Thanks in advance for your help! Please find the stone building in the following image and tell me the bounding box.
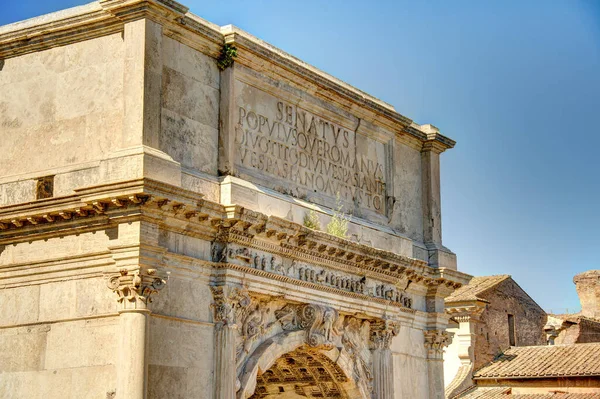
[0,1,470,398]
[545,270,600,345]
[443,275,547,398]
[453,343,600,398]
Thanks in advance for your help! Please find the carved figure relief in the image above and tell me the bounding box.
[275,303,342,348]
[210,285,251,326]
[212,244,414,309]
[342,317,373,396]
[236,299,275,368]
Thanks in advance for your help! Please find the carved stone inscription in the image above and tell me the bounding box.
[234,83,387,214]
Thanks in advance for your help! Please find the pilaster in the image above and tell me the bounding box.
[122,18,163,149]
[210,285,251,399]
[106,268,167,399]
[218,61,238,177]
[369,319,399,399]
[424,329,453,399]
[420,124,457,270]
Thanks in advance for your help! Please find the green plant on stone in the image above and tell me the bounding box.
[303,209,321,230]
[217,43,238,71]
[326,194,350,239]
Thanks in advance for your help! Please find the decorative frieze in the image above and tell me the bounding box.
[217,243,415,309]
[106,268,167,310]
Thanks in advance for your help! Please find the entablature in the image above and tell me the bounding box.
[0,179,469,297]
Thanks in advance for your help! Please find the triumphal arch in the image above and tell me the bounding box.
[0,1,469,398]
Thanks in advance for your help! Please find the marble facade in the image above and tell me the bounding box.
[0,1,470,398]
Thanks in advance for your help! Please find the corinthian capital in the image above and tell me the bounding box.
[107,268,167,311]
[369,319,400,350]
[423,329,453,359]
[210,285,251,327]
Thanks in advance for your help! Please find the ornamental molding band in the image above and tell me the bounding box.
[106,268,167,311]
[423,330,453,359]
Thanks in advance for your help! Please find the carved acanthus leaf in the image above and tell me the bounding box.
[423,329,453,358]
[106,268,167,310]
[369,318,400,350]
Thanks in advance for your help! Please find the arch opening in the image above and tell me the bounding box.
[249,346,351,399]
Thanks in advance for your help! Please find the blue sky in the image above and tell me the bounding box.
[2,1,599,313]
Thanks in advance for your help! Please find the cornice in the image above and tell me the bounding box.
[0,0,456,150]
[0,178,469,289]
[0,4,120,59]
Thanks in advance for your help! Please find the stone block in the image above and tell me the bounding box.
[162,67,219,129]
[148,364,187,399]
[393,353,429,399]
[0,45,66,87]
[150,276,212,322]
[70,365,117,399]
[148,318,213,369]
[0,179,35,206]
[0,285,40,325]
[55,61,123,121]
[44,319,118,369]
[39,280,76,321]
[160,107,218,174]
[75,277,118,317]
[162,36,219,90]
[64,32,124,69]
[0,326,48,372]
[181,172,220,202]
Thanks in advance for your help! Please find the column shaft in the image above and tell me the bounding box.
[427,358,445,399]
[214,325,237,399]
[117,310,150,399]
[372,348,394,399]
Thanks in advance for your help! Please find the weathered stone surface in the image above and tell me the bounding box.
[574,270,600,319]
[0,1,467,398]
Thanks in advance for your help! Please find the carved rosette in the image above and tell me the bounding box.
[423,329,453,359]
[106,268,167,311]
[369,319,400,350]
[210,285,251,328]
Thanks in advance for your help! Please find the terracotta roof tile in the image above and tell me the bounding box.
[457,387,600,399]
[473,343,600,379]
[446,275,511,303]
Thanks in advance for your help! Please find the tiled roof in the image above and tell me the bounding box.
[446,275,511,303]
[456,387,600,399]
[474,343,600,379]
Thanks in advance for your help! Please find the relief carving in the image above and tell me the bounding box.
[236,298,275,368]
[212,243,414,309]
[342,317,373,395]
[210,285,251,327]
[275,303,341,348]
